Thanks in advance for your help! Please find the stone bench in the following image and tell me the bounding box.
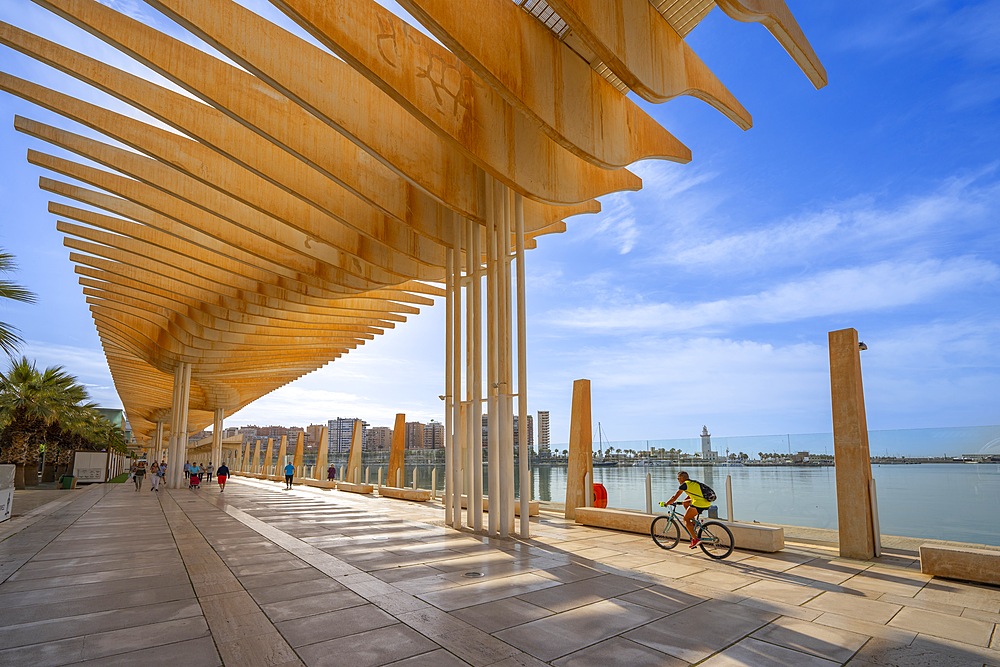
[302,479,337,490]
[337,481,374,495]
[573,507,784,552]
[378,486,432,502]
[460,495,539,516]
[920,544,1000,586]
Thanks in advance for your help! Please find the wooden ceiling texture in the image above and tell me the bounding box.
[0,0,824,442]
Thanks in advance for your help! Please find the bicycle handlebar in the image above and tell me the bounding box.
[658,501,682,507]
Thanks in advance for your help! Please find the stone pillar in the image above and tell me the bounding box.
[388,413,406,487]
[154,420,164,463]
[211,408,223,469]
[564,379,592,520]
[315,426,329,481]
[346,420,363,483]
[276,435,288,477]
[292,431,304,477]
[263,438,275,476]
[829,328,876,559]
[250,440,261,474]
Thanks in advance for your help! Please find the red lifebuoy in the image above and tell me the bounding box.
[593,483,608,508]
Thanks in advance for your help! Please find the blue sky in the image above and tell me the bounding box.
[0,1,997,457]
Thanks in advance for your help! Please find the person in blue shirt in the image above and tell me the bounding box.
[284,462,295,489]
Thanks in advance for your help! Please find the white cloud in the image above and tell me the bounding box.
[651,168,1000,273]
[548,257,999,333]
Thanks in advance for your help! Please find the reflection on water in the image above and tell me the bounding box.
[372,462,999,546]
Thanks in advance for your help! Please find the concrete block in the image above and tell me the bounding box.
[378,486,432,502]
[573,507,784,553]
[337,481,374,495]
[460,495,539,516]
[920,544,1000,586]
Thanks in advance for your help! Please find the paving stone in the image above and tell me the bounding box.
[261,588,368,622]
[701,637,839,666]
[452,596,553,633]
[751,615,869,662]
[515,573,649,613]
[623,598,777,663]
[804,590,903,624]
[275,603,396,647]
[888,606,995,646]
[296,623,438,667]
[551,636,685,667]
[496,598,666,662]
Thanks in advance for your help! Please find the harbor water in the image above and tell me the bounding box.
[383,462,1000,547]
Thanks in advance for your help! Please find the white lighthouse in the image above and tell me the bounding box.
[700,425,718,462]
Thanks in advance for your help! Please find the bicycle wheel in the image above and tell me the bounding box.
[650,515,681,550]
[697,521,734,559]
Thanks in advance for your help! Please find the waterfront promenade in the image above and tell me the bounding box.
[1,478,998,666]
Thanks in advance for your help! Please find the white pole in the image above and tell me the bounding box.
[451,214,464,529]
[412,467,417,490]
[870,478,882,557]
[471,218,484,532]
[377,467,382,487]
[444,237,455,519]
[726,474,735,522]
[486,177,499,536]
[514,192,530,537]
[431,467,437,499]
[645,473,652,514]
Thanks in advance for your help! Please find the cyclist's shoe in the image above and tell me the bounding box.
[689,538,701,549]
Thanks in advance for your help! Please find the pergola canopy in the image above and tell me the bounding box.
[0,0,824,440]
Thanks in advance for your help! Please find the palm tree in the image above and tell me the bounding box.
[0,251,37,357]
[0,357,95,487]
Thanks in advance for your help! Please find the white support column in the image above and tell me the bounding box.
[471,218,484,532]
[450,213,464,529]
[168,364,182,489]
[515,192,530,537]
[154,420,164,464]
[178,362,191,489]
[500,186,514,536]
[464,219,476,530]
[486,177,500,536]
[212,408,223,470]
[444,233,455,520]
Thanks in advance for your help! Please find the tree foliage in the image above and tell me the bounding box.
[0,250,37,357]
[0,356,127,468]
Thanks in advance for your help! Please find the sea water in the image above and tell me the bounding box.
[396,463,1000,546]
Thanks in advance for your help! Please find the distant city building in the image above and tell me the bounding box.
[700,425,718,462]
[366,426,392,451]
[481,414,534,454]
[423,420,444,449]
[328,418,365,454]
[405,422,425,449]
[306,424,325,445]
[537,411,550,457]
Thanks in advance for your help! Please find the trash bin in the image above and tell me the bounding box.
[59,475,77,490]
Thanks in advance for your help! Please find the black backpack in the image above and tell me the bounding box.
[693,480,717,502]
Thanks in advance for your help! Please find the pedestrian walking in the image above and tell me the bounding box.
[216,463,229,492]
[149,461,161,492]
[132,461,146,491]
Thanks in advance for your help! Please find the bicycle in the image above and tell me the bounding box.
[650,502,734,560]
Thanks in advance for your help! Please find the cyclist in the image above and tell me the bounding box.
[662,471,712,548]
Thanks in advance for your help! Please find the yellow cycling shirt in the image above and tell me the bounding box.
[680,480,712,508]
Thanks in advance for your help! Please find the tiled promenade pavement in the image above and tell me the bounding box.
[1,478,998,666]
